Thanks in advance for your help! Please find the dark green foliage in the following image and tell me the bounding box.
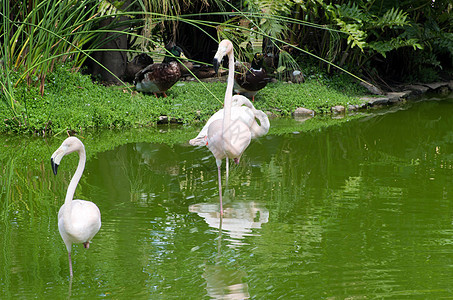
[289,0,453,83]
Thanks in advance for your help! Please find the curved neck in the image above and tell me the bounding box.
[65,149,85,204]
[223,49,235,140]
[252,110,270,137]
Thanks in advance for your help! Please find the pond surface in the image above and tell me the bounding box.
[1,93,453,299]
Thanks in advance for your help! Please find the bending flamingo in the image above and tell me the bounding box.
[189,95,269,146]
[51,136,101,278]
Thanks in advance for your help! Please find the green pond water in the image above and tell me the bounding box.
[1,93,453,299]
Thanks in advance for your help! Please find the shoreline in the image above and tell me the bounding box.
[2,65,452,135]
[292,80,453,118]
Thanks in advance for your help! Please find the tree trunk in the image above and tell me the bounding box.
[88,1,131,84]
[164,2,223,65]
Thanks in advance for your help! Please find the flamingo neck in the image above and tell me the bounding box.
[223,49,234,142]
[65,149,85,205]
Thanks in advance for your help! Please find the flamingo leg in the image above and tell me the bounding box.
[217,164,223,216]
[225,157,229,183]
[68,252,73,278]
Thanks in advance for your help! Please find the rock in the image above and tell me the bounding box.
[369,97,390,106]
[448,80,453,90]
[360,81,383,95]
[406,84,429,95]
[358,102,369,109]
[348,105,359,111]
[360,96,377,102]
[331,105,345,114]
[158,116,169,124]
[265,111,278,118]
[293,107,314,122]
[293,107,315,117]
[158,115,183,124]
[386,91,410,103]
[423,82,449,91]
[170,118,183,124]
[360,96,388,107]
[439,86,450,95]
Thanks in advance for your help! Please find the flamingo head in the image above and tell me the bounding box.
[213,40,234,74]
[50,136,84,175]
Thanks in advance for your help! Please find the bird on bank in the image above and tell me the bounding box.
[51,136,101,278]
[124,53,154,83]
[234,53,269,101]
[134,45,186,97]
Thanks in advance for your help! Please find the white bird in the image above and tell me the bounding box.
[234,95,270,139]
[51,136,101,278]
[189,40,269,215]
[189,95,269,146]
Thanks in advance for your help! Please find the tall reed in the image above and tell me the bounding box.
[7,0,102,93]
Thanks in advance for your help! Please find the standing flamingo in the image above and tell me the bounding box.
[51,136,101,278]
[190,40,260,215]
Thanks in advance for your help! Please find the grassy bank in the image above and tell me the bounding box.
[1,65,368,135]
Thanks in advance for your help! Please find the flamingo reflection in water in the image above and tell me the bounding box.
[190,201,269,298]
[189,201,269,247]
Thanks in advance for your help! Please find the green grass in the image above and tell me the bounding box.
[0,64,368,135]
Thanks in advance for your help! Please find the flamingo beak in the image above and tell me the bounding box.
[51,147,66,175]
[50,158,59,175]
[213,58,220,74]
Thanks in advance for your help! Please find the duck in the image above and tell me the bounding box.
[234,53,269,101]
[124,53,154,83]
[134,45,186,97]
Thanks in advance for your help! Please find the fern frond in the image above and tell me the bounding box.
[335,2,369,22]
[432,32,453,54]
[374,8,409,29]
[368,37,423,57]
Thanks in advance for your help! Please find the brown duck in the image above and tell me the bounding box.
[134,46,185,97]
[124,53,154,83]
[234,53,269,101]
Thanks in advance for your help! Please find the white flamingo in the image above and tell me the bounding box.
[190,40,268,215]
[189,95,269,146]
[51,136,101,278]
